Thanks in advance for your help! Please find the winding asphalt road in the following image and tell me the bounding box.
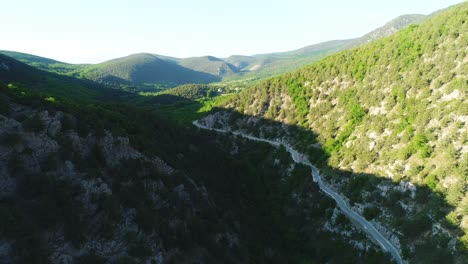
[193,120,403,264]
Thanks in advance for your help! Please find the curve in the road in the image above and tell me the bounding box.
[193,120,403,264]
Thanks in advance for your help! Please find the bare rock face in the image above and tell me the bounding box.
[23,133,59,160]
[38,111,63,137]
[65,131,88,156]
[56,160,78,178]
[152,156,174,175]
[0,114,21,133]
[99,132,143,167]
[173,184,190,202]
[199,111,230,129]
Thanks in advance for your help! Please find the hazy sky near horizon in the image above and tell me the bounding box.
[2,0,464,63]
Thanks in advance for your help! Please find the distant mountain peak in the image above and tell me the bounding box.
[206,55,223,61]
[349,14,426,47]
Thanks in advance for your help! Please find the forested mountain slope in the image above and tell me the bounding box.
[0,59,392,263]
[202,3,467,263]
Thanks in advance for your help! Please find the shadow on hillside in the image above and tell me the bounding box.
[0,55,463,262]
[185,104,463,263]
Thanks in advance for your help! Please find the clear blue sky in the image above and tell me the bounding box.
[2,0,464,63]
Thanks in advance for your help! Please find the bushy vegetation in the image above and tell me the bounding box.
[215,3,468,263]
[0,74,392,263]
[22,114,45,133]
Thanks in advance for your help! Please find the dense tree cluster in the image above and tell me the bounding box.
[0,78,391,263]
[218,3,467,263]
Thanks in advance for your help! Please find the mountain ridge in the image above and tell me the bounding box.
[0,10,430,89]
[346,14,426,48]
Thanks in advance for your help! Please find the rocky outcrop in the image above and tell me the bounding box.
[0,101,215,263]
[98,132,143,167]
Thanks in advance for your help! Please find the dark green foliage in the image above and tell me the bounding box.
[0,95,10,115]
[17,174,84,239]
[1,173,84,260]
[414,235,453,263]
[60,114,76,130]
[42,152,59,171]
[0,132,22,147]
[8,154,23,174]
[115,256,138,264]
[79,53,220,90]
[288,81,309,121]
[345,174,377,204]
[22,114,45,133]
[415,187,431,203]
[364,206,380,220]
[401,213,432,238]
[0,207,15,237]
[78,250,106,264]
[15,234,49,264]
[93,193,121,238]
[335,213,350,225]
